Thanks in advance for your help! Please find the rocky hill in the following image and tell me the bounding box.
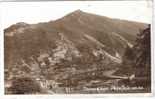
[4,10,148,94]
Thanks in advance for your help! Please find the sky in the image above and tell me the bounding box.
[0,1,152,29]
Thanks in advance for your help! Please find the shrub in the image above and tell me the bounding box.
[10,77,41,94]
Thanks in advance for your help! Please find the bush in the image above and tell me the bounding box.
[10,77,41,94]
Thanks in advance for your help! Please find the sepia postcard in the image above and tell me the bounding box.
[0,0,154,97]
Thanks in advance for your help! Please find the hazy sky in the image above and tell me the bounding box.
[0,1,152,29]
